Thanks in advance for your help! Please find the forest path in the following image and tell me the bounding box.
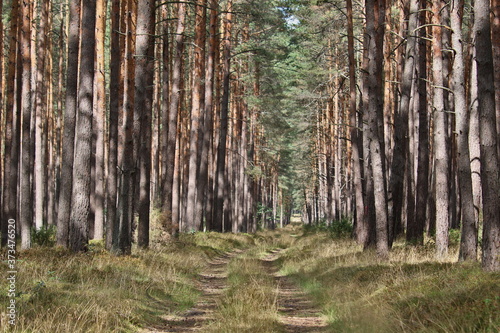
[140,249,243,332]
[141,241,327,332]
[262,249,329,333]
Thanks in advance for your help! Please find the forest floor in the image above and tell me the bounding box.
[141,245,328,332]
[1,216,499,332]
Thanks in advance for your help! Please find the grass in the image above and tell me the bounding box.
[0,216,254,333]
[2,214,499,333]
[205,243,283,333]
[276,226,500,333]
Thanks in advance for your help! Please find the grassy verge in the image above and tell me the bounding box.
[205,239,284,333]
[0,228,255,333]
[278,227,500,332]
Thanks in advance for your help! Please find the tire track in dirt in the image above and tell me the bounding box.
[142,249,242,332]
[262,249,329,333]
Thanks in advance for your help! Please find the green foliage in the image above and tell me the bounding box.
[303,217,353,238]
[30,225,57,247]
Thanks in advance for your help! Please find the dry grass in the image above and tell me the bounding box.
[205,246,283,333]
[0,213,255,333]
[277,226,500,333]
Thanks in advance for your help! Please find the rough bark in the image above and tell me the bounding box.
[185,0,207,232]
[393,0,418,244]
[106,0,122,251]
[432,0,450,260]
[57,0,81,247]
[163,2,186,228]
[20,0,33,250]
[69,0,96,252]
[414,0,429,246]
[451,0,477,261]
[93,0,107,240]
[33,0,49,231]
[197,0,218,230]
[136,0,155,248]
[2,0,20,247]
[365,0,389,259]
[213,0,233,232]
[474,0,500,271]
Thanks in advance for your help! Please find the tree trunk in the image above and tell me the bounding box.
[492,0,500,155]
[393,0,418,244]
[213,0,233,232]
[432,0,450,260]
[163,2,186,227]
[69,0,96,252]
[415,0,429,246]
[107,0,122,251]
[2,0,20,247]
[474,0,500,271]
[365,0,389,259]
[93,0,107,241]
[20,0,33,250]
[33,0,49,231]
[197,0,218,230]
[451,0,477,261]
[57,0,81,247]
[136,0,155,248]
[185,0,207,232]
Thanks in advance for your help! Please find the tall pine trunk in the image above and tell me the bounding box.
[451,0,477,261]
[69,0,96,252]
[185,0,207,232]
[107,0,122,251]
[394,0,418,243]
[213,0,233,232]
[432,0,450,260]
[2,0,20,247]
[474,0,500,271]
[34,0,49,231]
[415,0,430,246]
[57,0,81,247]
[20,0,33,250]
[163,2,186,230]
[197,0,218,230]
[136,0,155,248]
[365,0,389,259]
[93,0,107,240]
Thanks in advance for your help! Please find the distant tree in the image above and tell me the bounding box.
[213,0,233,232]
[185,0,207,232]
[197,0,219,230]
[163,2,186,231]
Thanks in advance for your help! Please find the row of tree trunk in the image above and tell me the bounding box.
[0,0,280,254]
[303,0,499,270]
